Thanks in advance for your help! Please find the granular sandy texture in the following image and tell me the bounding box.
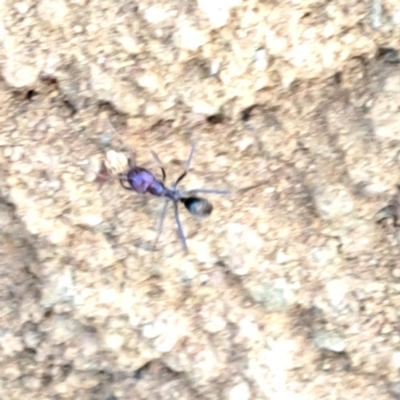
[1,0,400,399]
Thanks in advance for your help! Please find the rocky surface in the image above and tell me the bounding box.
[1,0,400,399]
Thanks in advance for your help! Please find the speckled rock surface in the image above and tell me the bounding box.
[1,0,400,399]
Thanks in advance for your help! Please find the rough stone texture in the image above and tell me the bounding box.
[0,0,400,399]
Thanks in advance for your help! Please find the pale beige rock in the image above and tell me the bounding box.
[198,0,242,29]
[104,150,129,176]
[14,2,29,14]
[0,0,399,398]
[103,333,125,350]
[37,0,69,27]
[0,332,24,356]
[174,21,208,51]
[313,184,354,221]
[227,381,250,400]
[2,62,40,88]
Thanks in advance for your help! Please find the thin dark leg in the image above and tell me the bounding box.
[188,182,267,196]
[94,168,130,185]
[174,143,196,188]
[150,149,166,182]
[128,157,136,168]
[94,170,113,183]
[153,200,169,250]
[119,179,134,191]
[173,201,188,252]
[161,167,166,182]
[106,117,137,166]
[188,188,231,195]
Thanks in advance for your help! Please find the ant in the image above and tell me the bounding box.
[97,142,230,253]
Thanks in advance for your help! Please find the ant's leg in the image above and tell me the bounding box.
[185,181,268,197]
[174,142,196,188]
[140,130,167,182]
[173,201,188,253]
[105,118,137,166]
[150,149,167,182]
[153,199,169,250]
[89,160,129,185]
[161,168,166,182]
[185,182,267,195]
[188,188,231,195]
[119,178,134,191]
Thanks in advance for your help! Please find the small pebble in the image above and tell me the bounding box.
[142,320,164,339]
[191,100,220,116]
[14,2,29,13]
[23,330,42,349]
[4,365,21,380]
[313,331,346,353]
[136,73,159,93]
[21,376,41,390]
[48,226,69,244]
[310,246,333,265]
[276,249,290,264]
[99,132,112,146]
[370,0,382,29]
[193,241,214,263]
[392,268,400,278]
[227,381,251,400]
[247,279,295,312]
[0,331,24,356]
[381,324,393,334]
[104,150,128,176]
[48,179,61,190]
[119,35,140,54]
[84,156,103,182]
[179,261,198,283]
[175,22,207,51]
[313,184,353,221]
[144,101,161,116]
[210,58,221,75]
[254,48,268,70]
[204,316,226,333]
[198,0,235,28]
[3,147,13,157]
[81,214,103,227]
[73,25,83,33]
[104,333,124,350]
[3,63,40,88]
[391,351,400,369]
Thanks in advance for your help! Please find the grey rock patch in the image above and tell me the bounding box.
[246,279,295,312]
[313,330,346,353]
[313,184,354,221]
[389,381,400,400]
